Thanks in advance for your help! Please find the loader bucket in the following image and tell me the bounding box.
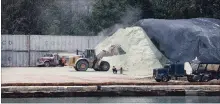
[96,44,126,58]
[108,44,126,55]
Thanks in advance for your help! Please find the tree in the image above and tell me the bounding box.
[1,0,46,34]
[91,0,127,33]
[151,0,220,19]
[127,0,154,18]
[90,0,153,34]
[193,0,220,19]
[2,0,219,35]
[1,0,93,35]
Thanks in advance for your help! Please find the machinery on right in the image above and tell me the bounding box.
[153,57,220,82]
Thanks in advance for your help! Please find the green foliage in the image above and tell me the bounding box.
[90,0,153,34]
[90,0,128,33]
[127,0,154,18]
[2,0,41,34]
[1,0,220,35]
[151,0,220,19]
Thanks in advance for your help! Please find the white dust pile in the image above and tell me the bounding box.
[95,26,167,77]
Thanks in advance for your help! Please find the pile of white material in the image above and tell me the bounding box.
[95,26,167,77]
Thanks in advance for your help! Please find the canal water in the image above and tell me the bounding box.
[2,96,220,103]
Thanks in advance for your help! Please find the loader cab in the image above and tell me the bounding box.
[83,49,96,59]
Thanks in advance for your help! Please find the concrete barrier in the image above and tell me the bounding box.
[2,85,220,97]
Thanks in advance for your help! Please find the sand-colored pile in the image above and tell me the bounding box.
[95,26,167,77]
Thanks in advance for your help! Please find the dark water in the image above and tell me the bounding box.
[2,96,220,103]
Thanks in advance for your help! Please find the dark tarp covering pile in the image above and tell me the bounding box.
[136,18,220,63]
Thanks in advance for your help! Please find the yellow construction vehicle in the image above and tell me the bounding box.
[74,45,126,71]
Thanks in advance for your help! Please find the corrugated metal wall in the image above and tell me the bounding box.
[1,52,29,67]
[1,35,28,50]
[1,35,107,67]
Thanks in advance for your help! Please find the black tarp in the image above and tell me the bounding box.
[136,18,220,63]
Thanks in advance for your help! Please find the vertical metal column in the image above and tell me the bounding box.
[27,35,31,67]
[88,38,90,49]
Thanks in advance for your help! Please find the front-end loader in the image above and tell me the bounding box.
[74,45,126,71]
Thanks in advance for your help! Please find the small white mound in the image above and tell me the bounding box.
[95,26,167,77]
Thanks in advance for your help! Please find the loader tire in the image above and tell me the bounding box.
[44,61,50,67]
[75,59,89,71]
[201,74,210,82]
[155,79,161,82]
[192,75,201,82]
[187,76,194,82]
[94,68,101,71]
[99,61,110,71]
[161,75,170,82]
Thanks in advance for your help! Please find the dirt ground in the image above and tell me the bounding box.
[2,67,219,85]
[1,67,153,84]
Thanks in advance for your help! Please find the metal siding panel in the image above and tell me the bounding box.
[49,35,54,50]
[83,36,86,50]
[74,36,78,50]
[31,35,91,51]
[93,36,97,48]
[61,36,65,50]
[85,36,88,49]
[88,36,93,48]
[64,37,68,51]
[91,36,96,48]
[1,52,28,67]
[96,36,102,46]
[64,36,69,51]
[60,36,63,50]
[55,35,60,50]
[59,36,63,50]
[82,36,85,50]
[69,36,73,51]
[81,36,84,50]
[68,37,73,51]
[1,35,107,67]
[63,36,68,50]
[30,52,48,66]
[94,36,99,48]
[1,35,27,50]
[69,36,75,51]
[86,36,89,49]
[78,36,82,51]
[80,36,84,50]
[85,36,89,49]
[61,36,70,51]
[87,37,90,49]
[30,35,41,50]
[74,36,78,51]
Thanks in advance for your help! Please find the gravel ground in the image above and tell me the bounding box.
[1,67,152,84]
[2,67,219,85]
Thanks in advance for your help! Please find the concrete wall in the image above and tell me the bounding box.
[1,35,107,67]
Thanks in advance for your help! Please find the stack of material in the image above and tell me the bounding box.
[95,26,167,77]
